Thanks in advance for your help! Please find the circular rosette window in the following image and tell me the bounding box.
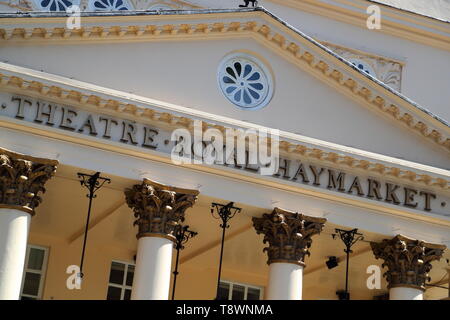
[349,58,376,76]
[89,0,131,11]
[34,0,80,11]
[218,54,273,110]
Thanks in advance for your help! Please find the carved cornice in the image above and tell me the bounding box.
[0,0,32,11]
[124,178,199,241]
[0,13,449,154]
[322,42,403,92]
[0,71,449,193]
[268,0,450,51]
[252,207,326,266]
[0,147,58,215]
[370,234,447,291]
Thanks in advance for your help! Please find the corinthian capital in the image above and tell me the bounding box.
[252,207,326,266]
[371,234,446,291]
[0,148,58,215]
[124,178,199,241]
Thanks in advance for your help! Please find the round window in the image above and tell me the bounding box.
[218,53,273,110]
[349,58,376,76]
[34,0,79,11]
[88,0,131,11]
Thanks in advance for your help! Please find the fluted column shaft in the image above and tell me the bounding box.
[253,207,326,300]
[125,179,198,300]
[371,234,446,300]
[0,148,57,300]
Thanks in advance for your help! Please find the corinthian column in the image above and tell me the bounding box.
[253,208,326,300]
[125,179,198,300]
[371,234,446,300]
[0,148,57,300]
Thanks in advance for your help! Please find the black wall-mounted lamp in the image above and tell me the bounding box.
[326,256,339,269]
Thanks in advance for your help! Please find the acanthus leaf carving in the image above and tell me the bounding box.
[0,148,58,214]
[124,178,199,241]
[370,234,446,291]
[252,207,326,266]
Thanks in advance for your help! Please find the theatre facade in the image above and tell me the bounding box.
[0,1,449,300]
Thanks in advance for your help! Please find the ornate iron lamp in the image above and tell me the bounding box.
[332,228,364,300]
[171,224,197,300]
[211,202,241,300]
[77,172,111,282]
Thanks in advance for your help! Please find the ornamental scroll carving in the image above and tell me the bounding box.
[124,178,199,241]
[370,234,446,290]
[252,207,326,266]
[324,43,403,92]
[0,148,58,215]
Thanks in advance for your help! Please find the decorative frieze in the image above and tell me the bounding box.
[0,147,58,215]
[0,19,448,154]
[370,234,446,290]
[252,207,326,266]
[124,178,199,241]
[324,43,403,92]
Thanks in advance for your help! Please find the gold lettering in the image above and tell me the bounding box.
[99,116,118,139]
[310,165,324,186]
[404,187,418,208]
[78,114,98,136]
[291,163,310,183]
[12,96,32,119]
[385,183,401,204]
[142,126,158,149]
[367,179,382,200]
[275,159,290,179]
[327,169,346,191]
[348,176,364,196]
[244,150,258,172]
[420,191,436,211]
[59,107,78,131]
[120,120,138,145]
[34,102,56,125]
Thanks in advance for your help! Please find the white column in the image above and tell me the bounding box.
[0,208,31,300]
[267,262,303,300]
[389,287,423,300]
[131,236,173,300]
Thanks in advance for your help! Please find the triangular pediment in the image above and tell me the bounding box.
[0,9,449,169]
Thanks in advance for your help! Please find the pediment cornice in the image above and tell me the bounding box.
[1,9,449,155]
[0,62,449,195]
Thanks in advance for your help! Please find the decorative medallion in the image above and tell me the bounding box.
[218,53,273,110]
[324,43,403,92]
